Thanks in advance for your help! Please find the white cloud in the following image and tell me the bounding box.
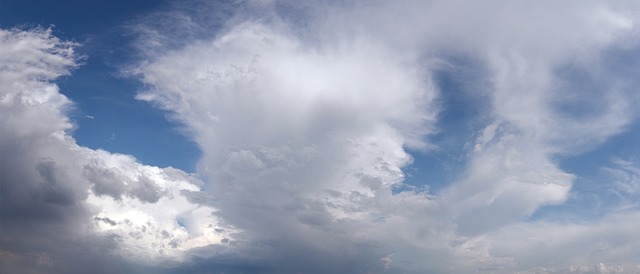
[594,158,640,213]
[3,0,640,273]
[480,211,640,273]
[0,28,225,272]
[133,14,448,272]
[83,150,231,264]
[603,159,640,196]
[130,0,640,272]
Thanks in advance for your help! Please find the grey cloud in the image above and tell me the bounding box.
[36,159,77,206]
[84,164,126,200]
[0,28,122,274]
[128,175,163,203]
[84,161,179,204]
[1,28,220,273]
[130,0,640,273]
[94,216,118,226]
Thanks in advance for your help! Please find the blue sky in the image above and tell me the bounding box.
[1,1,640,273]
[1,0,200,172]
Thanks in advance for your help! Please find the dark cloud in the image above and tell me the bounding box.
[84,165,127,200]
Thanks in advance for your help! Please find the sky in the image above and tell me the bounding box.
[1,0,640,273]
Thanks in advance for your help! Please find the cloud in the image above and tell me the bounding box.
[3,0,640,273]
[481,212,640,273]
[0,28,225,273]
[131,8,450,272]
[592,158,640,213]
[603,158,640,197]
[129,0,640,273]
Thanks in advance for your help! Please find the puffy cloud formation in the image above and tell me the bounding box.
[0,28,224,273]
[2,0,640,273]
[135,19,447,272]
[131,0,640,273]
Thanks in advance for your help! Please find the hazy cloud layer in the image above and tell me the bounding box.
[2,0,640,273]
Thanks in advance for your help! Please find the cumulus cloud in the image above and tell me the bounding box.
[0,28,225,273]
[133,16,445,272]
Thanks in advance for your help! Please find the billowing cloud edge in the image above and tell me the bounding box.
[0,27,228,273]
